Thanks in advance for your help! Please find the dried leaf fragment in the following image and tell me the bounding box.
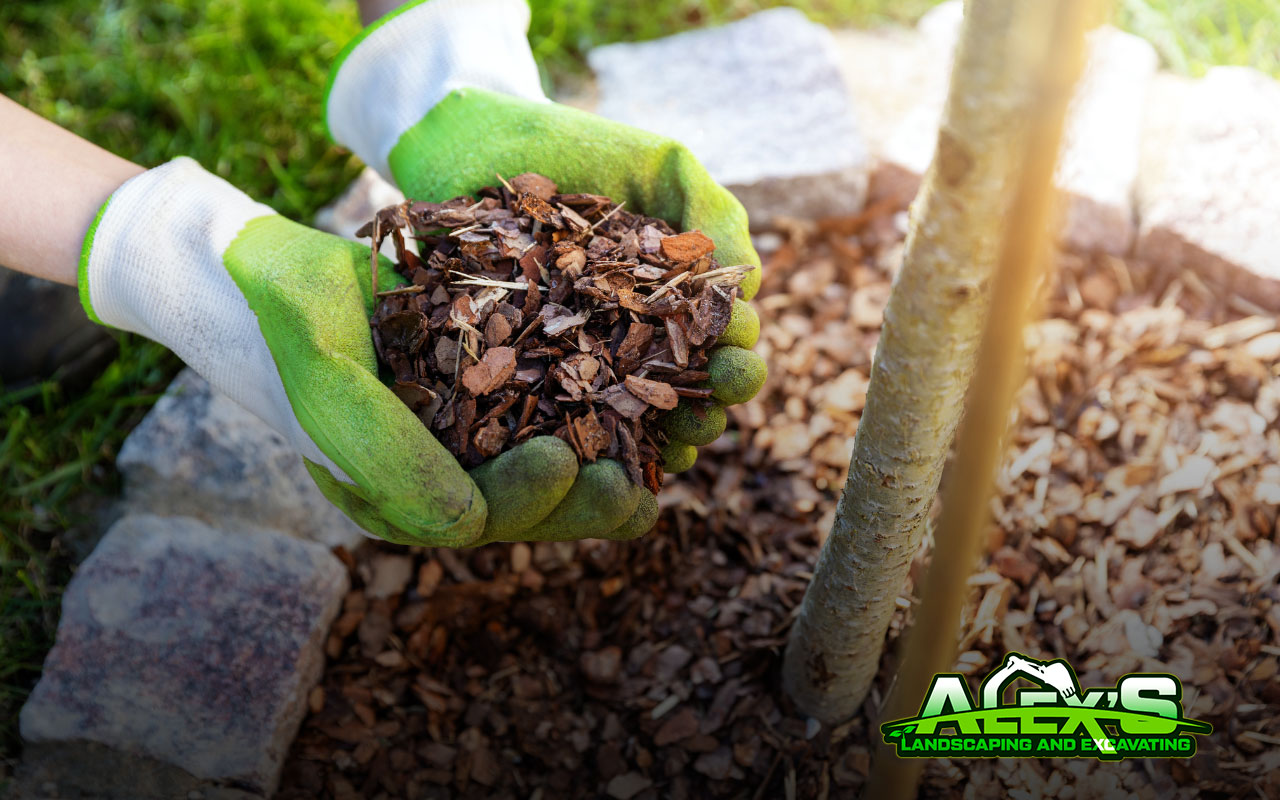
[624,375,679,410]
[485,313,513,348]
[509,172,558,200]
[517,192,563,227]
[660,231,715,263]
[602,385,650,421]
[461,347,516,396]
[539,303,592,336]
[692,284,734,341]
[573,410,610,461]
[473,418,510,458]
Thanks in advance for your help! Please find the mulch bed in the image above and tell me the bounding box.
[277,190,1280,800]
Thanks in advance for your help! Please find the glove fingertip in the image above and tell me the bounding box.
[740,264,762,301]
[718,299,760,349]
[662,401,727,447]
[708,347,767,406]
[469,436,578,542]
[304,458,482,547]
[660,441,698,474]
[606,490,659,540]
[520,459,641,542]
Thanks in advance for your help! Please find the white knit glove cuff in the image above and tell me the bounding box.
[82,157,344,478]
[325,0,547,180]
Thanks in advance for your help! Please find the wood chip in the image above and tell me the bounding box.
[624,375,679,410]
[660,230,716,262]
[460,346,516,396]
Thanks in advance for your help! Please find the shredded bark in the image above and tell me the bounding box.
[362,174,747,486]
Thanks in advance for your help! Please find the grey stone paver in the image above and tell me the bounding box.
[117,368,368,549]
[588,8,870,228]
[1136,67,1280,308]
[1057,26,1159,254]
[17,513,348,799]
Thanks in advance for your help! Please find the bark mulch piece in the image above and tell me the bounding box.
[279,197,1280,800]
[362,173,746,491]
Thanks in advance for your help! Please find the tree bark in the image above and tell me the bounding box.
[782,0,1061,723]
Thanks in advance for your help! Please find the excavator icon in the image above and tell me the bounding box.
[981,653,1082,708]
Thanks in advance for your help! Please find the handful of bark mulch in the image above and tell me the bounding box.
[360,173,747,495]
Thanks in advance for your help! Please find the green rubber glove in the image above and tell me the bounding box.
[394,91,769,542]
[394,88,766,450]
[78,158,488,547]
[327,1,767,542]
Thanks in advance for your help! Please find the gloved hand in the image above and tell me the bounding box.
[79,156,575,547]
[326,0,767,540]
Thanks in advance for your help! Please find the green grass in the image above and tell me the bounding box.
[2,0,1278,772]
[1117,0,1280,78]
[0,0,364,765]
[1,0,364,219]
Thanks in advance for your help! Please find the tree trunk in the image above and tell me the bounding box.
[865,1,1098,794]
[782,0,1061,722]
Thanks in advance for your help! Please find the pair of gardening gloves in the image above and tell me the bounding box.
[79,0,765,547]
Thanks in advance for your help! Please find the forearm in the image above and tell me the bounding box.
[0,95,144,287]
